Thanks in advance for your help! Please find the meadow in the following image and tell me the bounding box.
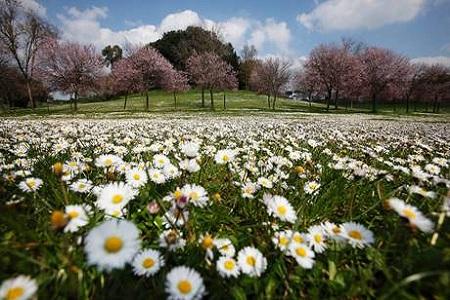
[0,114,449,299]
[2,90,449,117]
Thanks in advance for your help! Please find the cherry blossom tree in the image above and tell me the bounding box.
[36,39,104,111]
[303,43,357,111]
[187,52,238,110]
[358,47,410,112]
[122,46,175,111]
[162,69,190,109]
[0,0,56,109]
[250,57,291,110]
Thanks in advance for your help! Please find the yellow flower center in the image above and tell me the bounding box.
[177,280,192,295]
[402,208,416,220]
[104,236,123,253]
[133,174,140,180]
[104,158,113,166]
[201,235,214,249]
[69,161,77,167]
[224,260,235,270]
[223,154,229,162]
[158,159,165,165]
[6,287,24,300]
[78,183,86,189]
[293,234,304,243]
[26,179,36,189]
[295,247,307,257]
[190,192,199,201]
[277,205,287,216]
[174,190,183,200]
[295,166,305,174]
[112,194,124,204]
[348,230,362,240]
[67,210,79,219]
[279,236,289,246]
[314,234,322,243]
[332,226,341,235]
[142,258,155,269]
[246,256,256,267]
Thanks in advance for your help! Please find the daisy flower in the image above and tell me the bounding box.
[214,149,236,164]
[237,246,267,277]
[272,230,293,251]
[159,229,186,251]
[387,198,434,233]
[18,177,42,192]
[199,233,215,260]
[96,182,137,214]
[165,266,205,300]
[307,225,327,253]
[69,179,93,193]
[132,249,165,277]
[153,154,170,169]
[95,154,123,169]
[340,222,374,248]
[424,163,441,175]
[148,168,166,184]
[180,142,200,158]
[409,185,436,199]
[0,275,37,300]
[125,168,148,188]
[182,184,209,207]
[304,180,320,195]
[216,256,240,278]
[241,182,258,199]
[214,238,236,257]
[321,221,345,241]
[288,243,315,269]
[64,204,90,233]
[179,159,201,173]
[265,195,297,224]
[84,219,140,271]
[163,164,181,179]
[257,177,273,189]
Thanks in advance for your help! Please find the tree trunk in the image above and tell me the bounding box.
[267,94,271,109]
[210,89,214,110]
[174,91,177,110]
[73,91,78,112]
[223,91,226,110]
[201,88,205,107]
[146,91,149,111]
[334,90,339,110]
[308,91,312,108]
[272,94,277,110]
[26,80,35,110]
[433,95,437,113]
[123,92,128,110]
[326,89,332,111]
[351,98,353,110]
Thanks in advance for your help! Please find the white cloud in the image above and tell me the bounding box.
[18,0,46,16]
[411,56,450,67]
[56,6,291,55]
[297,0,426,31]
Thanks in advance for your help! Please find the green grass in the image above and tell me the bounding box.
[1,89,449,117]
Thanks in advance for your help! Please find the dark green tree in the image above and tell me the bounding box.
[101,45,123,68]
[150,26,239,73]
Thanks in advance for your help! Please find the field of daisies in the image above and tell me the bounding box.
[0,115,449,299]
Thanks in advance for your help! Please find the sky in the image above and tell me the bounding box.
[24,0,450,67]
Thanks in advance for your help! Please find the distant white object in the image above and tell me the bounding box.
[50,91,72,101]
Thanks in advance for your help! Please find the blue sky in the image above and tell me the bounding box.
[35,0,450,65]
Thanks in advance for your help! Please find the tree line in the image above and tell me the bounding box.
[1,0,449,113]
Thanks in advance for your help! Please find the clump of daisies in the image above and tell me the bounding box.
[386,198,434,233]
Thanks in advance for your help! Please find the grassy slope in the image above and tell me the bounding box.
[1,89,449,117]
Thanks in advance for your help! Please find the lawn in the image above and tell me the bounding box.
[1,90,449,117]
[0,115,449,299]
